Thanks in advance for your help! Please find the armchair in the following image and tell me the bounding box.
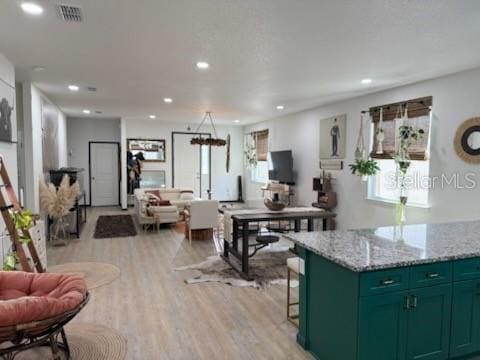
[184,200,219,245]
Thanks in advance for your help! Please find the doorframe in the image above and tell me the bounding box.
[88,141,121,206]
[171,132,211,196]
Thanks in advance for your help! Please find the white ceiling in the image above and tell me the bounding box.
[1,0,480,125]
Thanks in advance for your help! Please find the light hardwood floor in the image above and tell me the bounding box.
[47,207,312,360]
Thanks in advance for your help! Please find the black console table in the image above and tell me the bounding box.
[70,191,87,238]
[47,191,87,240]
[222,209,336,280]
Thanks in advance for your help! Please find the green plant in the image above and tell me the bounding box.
[349,158,380,177]
[3,252,17,271]
[2,209,37,271]
[394,125,425,175]
[11,209,36,244]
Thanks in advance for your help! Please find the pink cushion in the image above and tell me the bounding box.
[0,271,87,327]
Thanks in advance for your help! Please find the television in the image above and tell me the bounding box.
[268,150,294,184]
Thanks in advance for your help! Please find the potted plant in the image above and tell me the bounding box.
[349,158,380,181]
[39,175,80,246]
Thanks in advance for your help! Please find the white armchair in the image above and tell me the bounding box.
[185,200,219,245]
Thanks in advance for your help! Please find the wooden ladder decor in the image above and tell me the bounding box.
[0,157,44,272]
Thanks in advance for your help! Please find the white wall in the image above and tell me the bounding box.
[122,119,244,202]
[22,82,68,212]
[0,53,18,263]
[245,67,480,230]
[67,117,121,205]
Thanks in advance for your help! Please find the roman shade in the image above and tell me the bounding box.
[253,129,269,161]
[370,97,432,160]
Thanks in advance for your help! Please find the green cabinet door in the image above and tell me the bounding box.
[450,280,480,357]
[406,284,452,360]
[358,290,408,360]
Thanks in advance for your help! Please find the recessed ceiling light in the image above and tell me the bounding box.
[82,109,91,114]
[234,120,241,123]
[196,61,209,69]
[21,2,43,15]
[68,85,79,91]
[361,78,372,84]
[32,65,45,72]
[163,98,173,103]
[149,115,156,119]
[276,105,285,110]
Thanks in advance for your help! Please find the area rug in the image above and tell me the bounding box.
[175,249,299,289]
[48,262,121,290]
[16,323,127,360]
[94,215,137,238]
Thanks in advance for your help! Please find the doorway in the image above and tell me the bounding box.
[89,142,120,206]
[172,132,211,199]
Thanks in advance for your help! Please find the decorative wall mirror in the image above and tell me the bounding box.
[128,138,166,162]
[454,118,480,163]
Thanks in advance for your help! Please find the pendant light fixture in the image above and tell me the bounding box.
[190,111,226,146]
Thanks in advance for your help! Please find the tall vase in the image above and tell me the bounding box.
[51,216,68,247]
[395,164,409,225]
[396,195,407,225]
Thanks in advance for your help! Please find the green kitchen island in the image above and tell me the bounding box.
[285,221,480,360]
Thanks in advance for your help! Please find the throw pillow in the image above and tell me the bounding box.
[145,190,162,199]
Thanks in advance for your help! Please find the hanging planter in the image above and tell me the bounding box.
[349,158,380,181]
[393,106,425,225]
[244,135,257,169]
[350,112,379,181]
[354,113,366,160]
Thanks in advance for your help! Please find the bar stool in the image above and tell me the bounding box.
[287,256,300,326]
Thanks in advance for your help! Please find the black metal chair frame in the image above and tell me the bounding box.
[0,292,90,360]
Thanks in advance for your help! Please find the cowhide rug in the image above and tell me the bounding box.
[175,248,299,289]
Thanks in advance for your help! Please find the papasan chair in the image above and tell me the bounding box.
[0,271,89,360]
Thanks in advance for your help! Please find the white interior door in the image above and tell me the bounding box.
[90,143,119,206]
[173,133,210,198]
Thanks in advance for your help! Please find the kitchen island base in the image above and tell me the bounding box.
[297,246,480,360]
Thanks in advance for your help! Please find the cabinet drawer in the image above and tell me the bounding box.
[360,268,409,296]
[409,262,452,288]
[453,258,480,281]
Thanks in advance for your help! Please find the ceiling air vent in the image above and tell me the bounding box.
[56,4,83,22]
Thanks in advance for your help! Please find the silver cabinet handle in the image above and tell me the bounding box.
[411,295,418,308]
[404,295,411,310]
[426,272,439,278]
[381,279,395,285]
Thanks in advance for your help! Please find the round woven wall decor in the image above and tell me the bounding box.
[454,117,480,164]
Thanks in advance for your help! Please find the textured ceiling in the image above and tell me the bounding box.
[1,0,480,124]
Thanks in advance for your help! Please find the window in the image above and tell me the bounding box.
[368,159,430,207]
[251,160,269,184]
[368,98,432,208]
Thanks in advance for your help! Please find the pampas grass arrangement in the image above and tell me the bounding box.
[39,175,80,245]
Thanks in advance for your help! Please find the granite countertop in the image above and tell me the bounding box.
[284,220,480,272]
